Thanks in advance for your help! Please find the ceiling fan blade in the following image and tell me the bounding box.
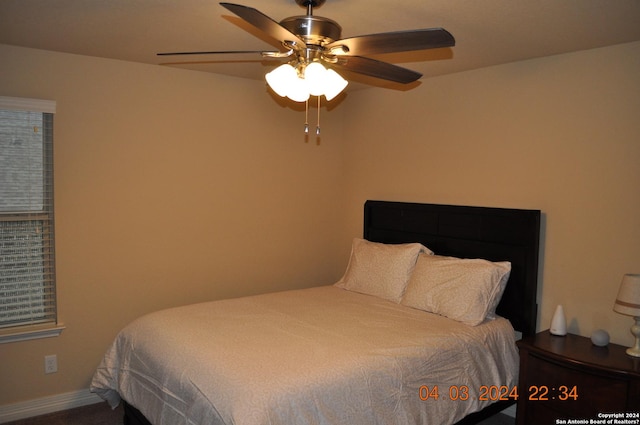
[330,56,422,84]
[326,28,454,56]
[157,50,274,56]
[220,3,307,48]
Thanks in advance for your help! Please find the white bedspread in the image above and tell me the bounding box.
[91,286,518,425]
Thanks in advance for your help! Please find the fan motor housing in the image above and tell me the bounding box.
[280,15,342,46]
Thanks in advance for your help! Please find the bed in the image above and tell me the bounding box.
[91,200,541,425]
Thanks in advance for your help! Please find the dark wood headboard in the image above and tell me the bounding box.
[363,200,541,337]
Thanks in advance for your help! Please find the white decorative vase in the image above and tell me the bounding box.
[550,305,567,336]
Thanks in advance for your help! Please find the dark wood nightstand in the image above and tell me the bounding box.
[516,330,640,425]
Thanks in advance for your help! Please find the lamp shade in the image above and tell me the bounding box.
[613,274,640,317]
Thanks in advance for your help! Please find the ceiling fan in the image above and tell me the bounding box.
[158,1,455,103]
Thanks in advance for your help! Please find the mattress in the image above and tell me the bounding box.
[90,285,519,425]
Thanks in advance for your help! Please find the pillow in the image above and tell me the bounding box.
[335,238,433,303]
[401,254,511,325]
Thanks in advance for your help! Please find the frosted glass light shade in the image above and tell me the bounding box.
[304,62,327,96]
[265,64,297,98]
[323,68,348,101]
[265,62,347,102]
[287,76,310,102]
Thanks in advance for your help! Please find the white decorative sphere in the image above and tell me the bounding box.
[591,329,610,346]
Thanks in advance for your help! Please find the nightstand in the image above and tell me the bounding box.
[516,330,640,424]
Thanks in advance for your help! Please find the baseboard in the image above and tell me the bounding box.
[0,388,515,423]
[0,389,103,423]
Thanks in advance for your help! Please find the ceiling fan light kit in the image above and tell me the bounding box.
[265,61,348,102]
[158,0,454,134]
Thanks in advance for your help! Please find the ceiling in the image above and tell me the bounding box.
[2,0,640,91]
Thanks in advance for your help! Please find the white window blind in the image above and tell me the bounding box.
[0,96,57,330]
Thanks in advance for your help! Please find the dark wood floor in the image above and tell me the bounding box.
[3,402,123,425]
[4,402,514,425]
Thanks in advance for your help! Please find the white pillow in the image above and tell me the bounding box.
[401,254,511,325]
[335,238,432,303]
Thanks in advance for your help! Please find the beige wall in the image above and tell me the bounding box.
[0,44,348,404]
[342,41,640,346]
[1,40,639,407]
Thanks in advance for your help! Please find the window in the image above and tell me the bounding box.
[0,96,61,342]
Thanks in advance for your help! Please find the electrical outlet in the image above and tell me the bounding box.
[44,354,57,374]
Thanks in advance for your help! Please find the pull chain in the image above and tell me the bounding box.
[304,98,309,135]
[302,97,322,143]
[316,96,321,136]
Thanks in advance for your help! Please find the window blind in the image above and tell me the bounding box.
[0,96,57,329]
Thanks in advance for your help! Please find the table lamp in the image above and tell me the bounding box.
[613,273,640,357]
